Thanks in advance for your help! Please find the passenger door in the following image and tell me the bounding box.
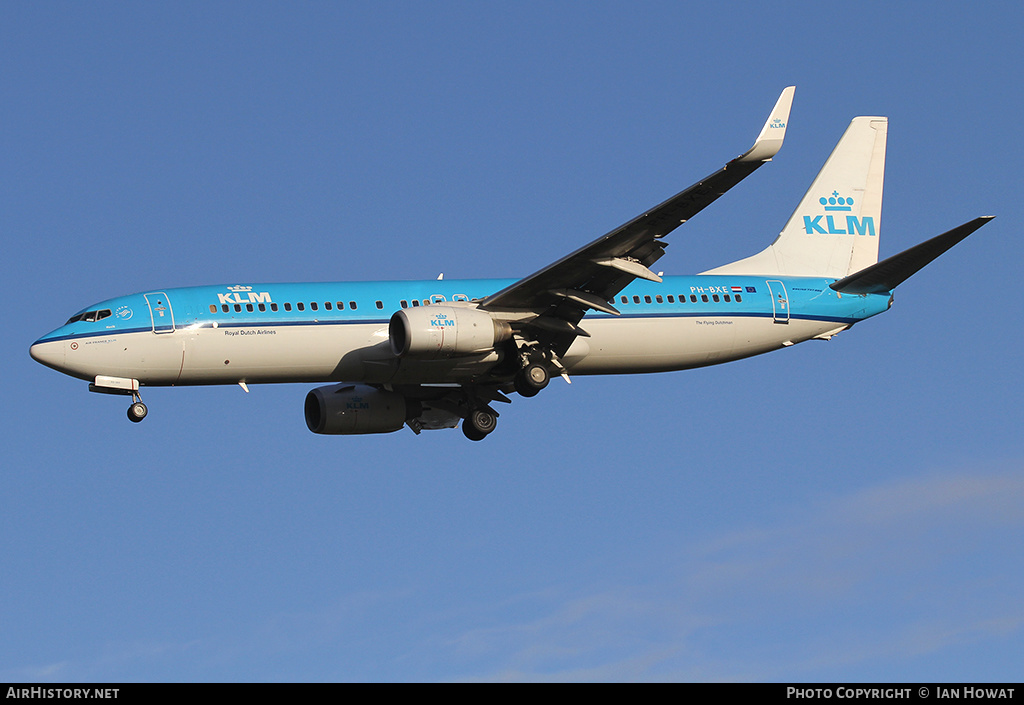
[143,292,176,334]
[766,280,790,324]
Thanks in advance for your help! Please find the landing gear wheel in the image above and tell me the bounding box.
[462,409,497,441]
[462,423,486,441]
[127,401,148,423]
[514,363,550,397]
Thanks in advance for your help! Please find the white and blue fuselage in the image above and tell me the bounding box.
[30,276,889,387]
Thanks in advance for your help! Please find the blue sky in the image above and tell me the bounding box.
[3,1,1022,682]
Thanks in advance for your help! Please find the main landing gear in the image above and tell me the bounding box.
[462,408,498,441]
[514,362,550,398]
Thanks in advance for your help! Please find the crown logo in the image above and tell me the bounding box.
[819,191,853,211]
[227,285,253,292]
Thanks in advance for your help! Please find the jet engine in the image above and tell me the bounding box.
[304,383,409,435]
[389,306,512,359]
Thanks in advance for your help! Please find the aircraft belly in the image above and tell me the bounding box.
[568,315,834,374]
[387,352,503,384]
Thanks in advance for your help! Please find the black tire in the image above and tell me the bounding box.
[514,363,549,397]
[467,409,497,436]
[462,422,486,441]
[127,402,148,423]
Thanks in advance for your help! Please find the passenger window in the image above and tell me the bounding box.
[297,302,305,311]
[644,295,652,304]
[724,295,731,303]
[712,295,719,303]
[690,295,697,303]
[246,303,254,312]
[633,295,641,304]
[735,294,742,303]
[350,301,358,310]
[701,295,709,303]
[271,303,278,312]
[400,300,408,308]
[411,300,419,307]
[310,302,318,311]
[655,295,663,304]
[621,296,628,304]
[258,303,266,312]
[325,301,332,310]
[222,304,229,313]
[667,295,675,303]
[376,300,383,309]
[210,305,217,314]
[234,304,241,312]
[284,303,292,312]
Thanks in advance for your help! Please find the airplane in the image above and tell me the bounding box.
[29,87,992,441]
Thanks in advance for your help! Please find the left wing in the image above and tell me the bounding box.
[480,86,795,328]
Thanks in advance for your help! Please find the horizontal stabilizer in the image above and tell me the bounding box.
[830,216,993,294]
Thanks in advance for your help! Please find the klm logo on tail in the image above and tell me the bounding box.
[803,191,875,236]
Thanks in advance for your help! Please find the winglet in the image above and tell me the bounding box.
[736,86,795,163]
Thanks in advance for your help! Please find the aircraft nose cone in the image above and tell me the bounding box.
[30,339,65,371]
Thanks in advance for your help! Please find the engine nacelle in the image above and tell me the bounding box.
[304,383,408,435]
[389,306,512,359]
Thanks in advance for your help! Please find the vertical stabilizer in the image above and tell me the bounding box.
[704,116,887,278]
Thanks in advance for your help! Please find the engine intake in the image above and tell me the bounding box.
[389,306,512,359]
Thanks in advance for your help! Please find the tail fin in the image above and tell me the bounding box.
[705,116,888,278]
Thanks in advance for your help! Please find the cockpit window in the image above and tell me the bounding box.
[65,309,111,325]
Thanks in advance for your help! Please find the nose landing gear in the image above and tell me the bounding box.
[127,396,148,423]
[88,376,149,424]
